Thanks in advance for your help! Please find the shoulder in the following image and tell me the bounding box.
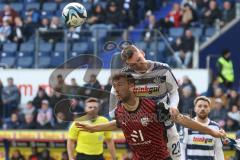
[209,120,220,129]
[121,66,134,73]
[152,61,171,71]
[97,116,110,123]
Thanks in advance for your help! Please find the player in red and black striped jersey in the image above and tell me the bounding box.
[75,73,226,160]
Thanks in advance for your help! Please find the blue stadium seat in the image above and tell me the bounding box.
[90,24,109,40]
[20,43,35,53]
[158,41,166,52]
[205,27,216,37]
[10,3,23,13]
[50,52,64,67]
[0,4,4,11]
[72,42,88,53]
[54,42,69,52]
[42,2,57,13]
[3,43,17,53]
[17,57,33,68]
[190,27,203,38]
[39,42,53,53]
[60,3,68,11]
[26,3,40,10]
[110,52,124,69]
[38,56,51,68]
[17,52,33,57]
[169,28,184,38]
[0,52,16,58]
[38,52,51,57]
[99,2,107,9]
[135,42,147,51]
[0,57,16,68]
[68,52,80,59]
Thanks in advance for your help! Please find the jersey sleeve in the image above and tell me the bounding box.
[214,138,224,160]
[109,87,117,118]
[180,127,188,160]
[68,122,80,140]
[165,68,179,93]
[101,118,113,140]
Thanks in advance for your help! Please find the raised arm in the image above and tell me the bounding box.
[75,120,119,132]
[174,114,226,138]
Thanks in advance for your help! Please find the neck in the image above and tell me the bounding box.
[196,116,209,124]
[139,61,150,73]
[87,114,97,120]
[123,96,139,111]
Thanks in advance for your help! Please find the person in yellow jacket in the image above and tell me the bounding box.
[216,49,234,89]
[67,97,116,160]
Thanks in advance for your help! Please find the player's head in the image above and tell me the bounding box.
[84,97,100,117]
[121,45,147,72]
[112,73,135,102]
[194,96,211,120]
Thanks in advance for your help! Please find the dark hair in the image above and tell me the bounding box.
[222,49,230,56]
[112,72,135,84]
[194,96,211,106]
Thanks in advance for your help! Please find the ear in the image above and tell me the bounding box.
[129,83,135,92]
[140,49,145,57]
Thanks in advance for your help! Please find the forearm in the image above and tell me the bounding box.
[174,114,216,137]
[92,120,119,132]
[67,139,76,160]
[106,139,117,160]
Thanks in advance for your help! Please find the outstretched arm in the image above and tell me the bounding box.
[173,114,226,138]
[75,120,119,132]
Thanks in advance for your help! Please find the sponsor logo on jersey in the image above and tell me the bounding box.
[192,137,213,144]
[140,117,151,126]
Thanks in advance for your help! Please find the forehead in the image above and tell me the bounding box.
[85,101,98,106]
[196,100,210,106]
[113,77,128,84]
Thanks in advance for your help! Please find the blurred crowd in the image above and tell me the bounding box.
[10,148,68,160]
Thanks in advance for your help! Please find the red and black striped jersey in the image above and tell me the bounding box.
[115,98,170,160]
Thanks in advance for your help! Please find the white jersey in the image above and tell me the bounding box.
[180,118,224,160]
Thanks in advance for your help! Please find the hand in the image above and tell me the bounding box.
[169,107,179,120]
[211,129,226,138]
[75,122,95,132]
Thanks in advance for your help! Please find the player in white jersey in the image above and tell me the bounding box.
[180,96,224,160]
[109,45,181,159]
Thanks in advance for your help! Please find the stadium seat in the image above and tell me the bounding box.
[60,3,68,11]
[39,42,53,53]
[150,41,165,52]
[0,4,4,11]
[54,42,69,52]
[3,43,17,53]
[99,1,107,9]
[20,43,35,53]
[169,27,184,38]
[0,52,16,58]
[90,24,110,40]
[17,57,33,68]
[68,52,80,59]
[38,52,51,57]
[38,56,51,68]
[50,52,64,67]
[10,3,23,13]
[190,27,203,38]
[26,3,40,10]
[110,52,124,69]
[17,52,33,57]
[135,42,147,51]
[0,57,16,68]
[42,2,57,13]
[205,27,216,37]
[72,42,88,53]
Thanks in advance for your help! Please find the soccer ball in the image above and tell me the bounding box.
[62,2,87,28]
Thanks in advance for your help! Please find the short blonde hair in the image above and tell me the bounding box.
[194,96,211,106]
